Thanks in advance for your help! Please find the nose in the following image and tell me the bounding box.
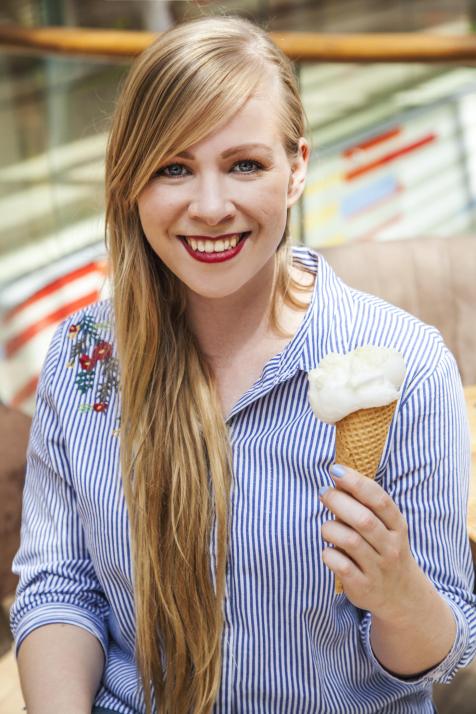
[187,174,236,225]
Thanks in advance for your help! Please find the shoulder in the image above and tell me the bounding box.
[46,299,114,349]
[63,298,114,334]
[347,285,454,404]
[38,299,119,420]
[312,250,454,399]
[45,299,116,380]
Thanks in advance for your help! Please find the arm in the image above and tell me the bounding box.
[320,347,476,682]
[9,320,110,705]
[320,468,458,676]
[17,623,104,714]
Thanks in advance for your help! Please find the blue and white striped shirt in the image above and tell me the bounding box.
[10,246,476,713]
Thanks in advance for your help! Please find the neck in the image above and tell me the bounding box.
[185,260,315,371]
[185,258,277,368]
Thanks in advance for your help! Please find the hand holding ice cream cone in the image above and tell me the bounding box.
[315,462,430,625]
[308,346,406,594]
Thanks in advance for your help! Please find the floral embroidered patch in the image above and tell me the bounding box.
[66,312,121,435]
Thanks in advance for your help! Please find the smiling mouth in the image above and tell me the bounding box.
[178,231,251,254]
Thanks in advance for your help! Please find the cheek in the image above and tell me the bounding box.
[137,192,155,234]
[137,191,171,237]
[255,178,288,218]
[248,176,287,209]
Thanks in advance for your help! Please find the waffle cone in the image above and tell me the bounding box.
[335,401,397,479]
[333,400,397,594]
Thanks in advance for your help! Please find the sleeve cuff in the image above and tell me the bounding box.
[359,598,468,685]
[12,602,110,667]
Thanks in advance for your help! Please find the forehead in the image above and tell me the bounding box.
[178,93,284,159]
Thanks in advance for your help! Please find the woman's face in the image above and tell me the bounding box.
[137,88,310,300]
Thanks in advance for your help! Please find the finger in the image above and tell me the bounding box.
[320,486,388,555]
[321,519,380,574]
[322,544,366,585]
[329,463,404,532]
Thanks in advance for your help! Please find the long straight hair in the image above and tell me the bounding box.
[105,14,313,713]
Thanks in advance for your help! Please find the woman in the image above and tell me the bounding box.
[10,14,476,714]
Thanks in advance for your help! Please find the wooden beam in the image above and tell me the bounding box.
[1,25,476,63]
[273,31,476,63]
[0,26,156,60]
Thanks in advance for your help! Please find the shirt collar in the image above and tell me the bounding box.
[274,245,354,383]
[226,245,355,422]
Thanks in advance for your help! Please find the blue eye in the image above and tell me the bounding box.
[158,163,186,178]
[233,160,263,174]
[154,159,264,179]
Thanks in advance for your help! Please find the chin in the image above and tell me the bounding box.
[192,286,240,300]
[187,277,249,300]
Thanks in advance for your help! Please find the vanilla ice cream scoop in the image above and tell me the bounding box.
[308,346,405,423]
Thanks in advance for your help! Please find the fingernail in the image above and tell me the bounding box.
[330,464,346,478]
[319,484,331,497]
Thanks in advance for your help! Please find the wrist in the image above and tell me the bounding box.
[373,559,430,627]
[369,570,457,677]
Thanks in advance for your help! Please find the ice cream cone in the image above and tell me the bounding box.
[333,399,397,594]
[307,345,406,597]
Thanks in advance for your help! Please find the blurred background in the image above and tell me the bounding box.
[0,0,476,414]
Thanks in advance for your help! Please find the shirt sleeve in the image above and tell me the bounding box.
[359,345,476,685]
[9,319,110,663]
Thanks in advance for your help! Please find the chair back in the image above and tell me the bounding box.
[319,235,476,385]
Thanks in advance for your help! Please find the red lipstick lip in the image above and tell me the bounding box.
[178,232,250,263]
[178,232,247,241]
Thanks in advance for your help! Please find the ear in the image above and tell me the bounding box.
[286,138,311,209]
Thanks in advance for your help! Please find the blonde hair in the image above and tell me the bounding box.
[105,14,312,713]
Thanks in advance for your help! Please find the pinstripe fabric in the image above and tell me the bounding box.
[10,246,476,713]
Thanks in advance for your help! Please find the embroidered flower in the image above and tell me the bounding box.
[79,353,95,371]
[67,311,120,436]
[92,340,113,362]
[93,402,109,413]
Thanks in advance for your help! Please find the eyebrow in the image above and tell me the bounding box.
[176,143,274,159]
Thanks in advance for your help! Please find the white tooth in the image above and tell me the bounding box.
[214,240,225,252]
[224,239,231,249]
[205,240,214,253]
[229,236,238,248]
[190,238,198,250]
[198,240,206,252]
